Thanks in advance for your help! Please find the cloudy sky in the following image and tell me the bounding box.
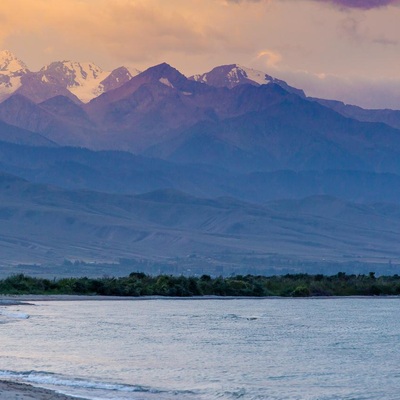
[1,0,400,108]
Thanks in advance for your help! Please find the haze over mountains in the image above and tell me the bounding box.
[0,172,398,278]
[0,50,399,276]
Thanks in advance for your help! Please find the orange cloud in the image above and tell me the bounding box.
[257,50,282,68]
[0,0,399,106]
[0,0,237,68]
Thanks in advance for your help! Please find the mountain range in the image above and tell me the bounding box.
[0,50,399,275]
[0,50,141,104]
[1,52,400,174]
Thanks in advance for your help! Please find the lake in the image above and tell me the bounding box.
[0,298,399,399]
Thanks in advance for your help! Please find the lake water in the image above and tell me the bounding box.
[0,298,399,399]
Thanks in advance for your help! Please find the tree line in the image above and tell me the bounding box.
[0,272,400,297]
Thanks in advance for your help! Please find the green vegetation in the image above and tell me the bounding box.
[0,272,400,297]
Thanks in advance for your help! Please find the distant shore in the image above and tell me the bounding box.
[1,294,399,305]
[1,272,400,298]
[0,294,271,302]
[0,380,87,400]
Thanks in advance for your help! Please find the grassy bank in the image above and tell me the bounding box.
[0,272,400,297]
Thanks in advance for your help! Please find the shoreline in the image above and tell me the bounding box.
[0,294,273,302]
[1,294,399,303]
[0,380,87,400]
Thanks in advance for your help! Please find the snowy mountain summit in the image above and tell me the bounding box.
[0,50,29,99]
[190,64,276,88]
[38,61,141,103]
[40,61,106,86]
[0,50,29,75]
[39,61,110,102]
[0,51,141,103]
[190,64,305,97]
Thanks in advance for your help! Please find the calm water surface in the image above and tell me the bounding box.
[0,298,399,399]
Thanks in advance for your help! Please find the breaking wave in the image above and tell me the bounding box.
[0,370,199,399]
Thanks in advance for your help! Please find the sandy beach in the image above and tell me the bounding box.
[0,380,87,399]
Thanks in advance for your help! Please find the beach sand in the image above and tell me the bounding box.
[0,380,87,399]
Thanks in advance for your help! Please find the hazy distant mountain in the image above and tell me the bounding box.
[0,140,399,205]
[0,121,56,147]
[0,94,99,147]
[0,172,399,275]
[310,97,400,131]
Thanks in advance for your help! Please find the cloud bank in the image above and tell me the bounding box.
[318,0,400,10]
[0,0,399,108]
[225,0,400,9]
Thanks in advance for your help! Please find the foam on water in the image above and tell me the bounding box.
[0,310,29,319]
[0,370,198,400]
[0,370,150,391]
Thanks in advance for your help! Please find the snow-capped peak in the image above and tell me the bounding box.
[38,61,141,103]
[235,65,272,85]
[191,64,272,88]
[39,60,109,103]
[0,50,29,75]
[190,64,305,97]
[0,50,29,101]
[40,60,107,86]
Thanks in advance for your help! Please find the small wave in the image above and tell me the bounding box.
[0,370,170,396]
[216,387,247,399]
[223,313,240,320]
[223,314,260,321]
[0,311,29,319]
